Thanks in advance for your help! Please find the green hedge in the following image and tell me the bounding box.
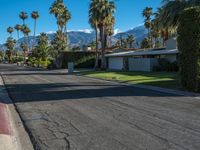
[61,51,100,68]
[177,7,200,92]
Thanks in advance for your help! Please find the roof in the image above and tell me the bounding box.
[106,49,178,57]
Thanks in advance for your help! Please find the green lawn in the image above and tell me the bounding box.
[80,71,182,90]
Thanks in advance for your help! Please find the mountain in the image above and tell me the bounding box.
[0,25,147,51]
[115,25,148,42]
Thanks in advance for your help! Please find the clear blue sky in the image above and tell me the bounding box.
[0,0,162,43]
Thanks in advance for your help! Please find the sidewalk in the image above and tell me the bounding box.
[0,75,33,150]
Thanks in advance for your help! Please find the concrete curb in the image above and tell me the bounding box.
[0,74,34,150]
[78,75,200,98]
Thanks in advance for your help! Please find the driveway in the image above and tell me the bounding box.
[1,64,200,150]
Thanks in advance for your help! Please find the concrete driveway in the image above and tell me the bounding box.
[1,64,200,150]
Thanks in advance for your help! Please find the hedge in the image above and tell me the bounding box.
[60,51,100,69]
[177,7,200,92]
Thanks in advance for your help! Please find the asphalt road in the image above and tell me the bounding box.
[1,64,200,150]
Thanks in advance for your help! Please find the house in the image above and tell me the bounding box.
[106,38,178,72]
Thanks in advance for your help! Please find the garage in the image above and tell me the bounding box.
[108,57,124,70]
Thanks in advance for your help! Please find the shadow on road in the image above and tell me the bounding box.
[0,64,186,105]
[2,80,183,104]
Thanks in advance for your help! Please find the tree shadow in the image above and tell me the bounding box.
[2,81,183,104]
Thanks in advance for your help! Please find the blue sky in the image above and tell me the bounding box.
[0,0,162,43]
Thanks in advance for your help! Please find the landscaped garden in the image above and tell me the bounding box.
[80,71,181,90]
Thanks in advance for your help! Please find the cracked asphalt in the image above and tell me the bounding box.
[1,64,200,150]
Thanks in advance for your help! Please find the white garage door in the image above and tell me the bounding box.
[108,57,124,70]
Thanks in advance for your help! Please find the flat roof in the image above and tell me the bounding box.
[106,49,178,57]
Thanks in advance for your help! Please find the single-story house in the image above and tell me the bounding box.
[106,39,178,72]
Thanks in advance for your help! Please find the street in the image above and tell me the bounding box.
[1,64,200,150]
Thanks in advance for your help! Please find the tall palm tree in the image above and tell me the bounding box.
[104,14,115,48]
[90,0,115,69]
[31,11,40,36]
[126,35,135,48]
[89,0,101,69]
[14,24,22,40]
[19,11,28,25]
[142,7,153,38]
[50,0,71,53]
[89,4,99,68]
[7,27,14,37]
[50,0,70,32]
[151,17,160,48]
[158,0,200,29]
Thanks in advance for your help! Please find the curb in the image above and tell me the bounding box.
[0,74,34,150]
[78,75,200,98]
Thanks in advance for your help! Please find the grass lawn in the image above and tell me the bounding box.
[80,71,182,90]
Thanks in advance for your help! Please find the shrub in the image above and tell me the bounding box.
[177,7,200,92]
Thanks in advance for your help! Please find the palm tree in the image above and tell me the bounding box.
[50,0,65,18]
[31,11,40,36]
[7,27,14,37]
[19,11,28,25]
[142,7,153,38]
[50,0,71,32]
[104,14,115,48]
[14,24,22,40]
[89,1,99,69]
[50,0,71,54]
[151,17,160,48]
[158,0,200,29]
[21,25,31,52]
[126,35,135,48]
[90,0,115,69]
[5,37,16,63]
[89,0,102,69]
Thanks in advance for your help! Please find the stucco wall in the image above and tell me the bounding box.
[128,58,158,72]
[108,57,124,70]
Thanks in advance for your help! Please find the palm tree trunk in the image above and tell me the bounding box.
[104,34,107,49]
[94,26,99,69]
[17,31,19,40]
[27,36,30,52]
[64,24,68,50]
[165,28,169,41]
[100,25,106,70]
[34,19,36,36]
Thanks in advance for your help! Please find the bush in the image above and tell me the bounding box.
[12,56,24,63]
[177,7,200,92]
[27,57,51,69]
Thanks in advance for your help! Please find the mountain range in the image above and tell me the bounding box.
[0,25,147,51]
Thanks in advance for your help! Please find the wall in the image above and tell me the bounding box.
[128,58,158,72]
[108,57,124,70]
